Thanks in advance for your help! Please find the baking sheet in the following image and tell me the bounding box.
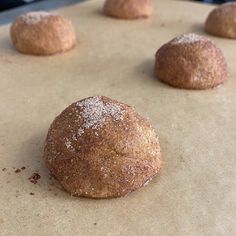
[0,0,236,235]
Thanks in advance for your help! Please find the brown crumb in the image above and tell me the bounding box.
[160,23,165,27]
[2,168,6,171]
[29,192,35,195]
[29,173,41,184]
[15,169,21,173]
[21,166,26,170]
[93,223,97,226]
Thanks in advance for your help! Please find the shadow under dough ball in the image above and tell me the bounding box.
[43,96,162,199]
[104,0,153,19]
[155,33,227,90]
[205,3,236,39]
[10,11,76,55]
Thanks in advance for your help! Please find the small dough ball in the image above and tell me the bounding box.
[104,0,153,19]
[154,33,227,90]
[205,3,236,39]
[10,11,76,55]
[43,96,161,199]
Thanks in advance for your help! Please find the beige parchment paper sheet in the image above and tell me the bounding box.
[0,0,235,235]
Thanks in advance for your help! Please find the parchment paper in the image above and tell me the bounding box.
[0,0,235,235]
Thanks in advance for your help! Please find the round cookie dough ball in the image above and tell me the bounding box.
[10,11,76,55]
[154,33,227,90]
[104,0,153,19]
[43,96,162,199]
[205,3,236,39]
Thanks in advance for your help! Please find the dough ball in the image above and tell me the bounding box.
[10,11,76,55]
[104,0,153,19]
[205,3,236,39]
[43,96,162,198]
[154,33,227,90]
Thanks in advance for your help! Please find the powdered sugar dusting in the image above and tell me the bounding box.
[171,33,206,45]
[76,96,125,136]
[19,11,54,25]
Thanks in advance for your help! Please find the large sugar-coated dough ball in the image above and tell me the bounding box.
[205,3,236,39]
[10,11,76,55]
[104,0,153,20]
[155,33,227,90]
[43,96,162,199]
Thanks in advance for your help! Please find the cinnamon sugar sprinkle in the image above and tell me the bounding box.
[20,11,55,25]
[172,33,206,44]
[75,96,125,137]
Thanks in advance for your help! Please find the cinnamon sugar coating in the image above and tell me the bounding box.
[43,96,162,198]
[155,33,227,90]
[205,3,236,39]
[104,0,153,19]
[10,11,76,55]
